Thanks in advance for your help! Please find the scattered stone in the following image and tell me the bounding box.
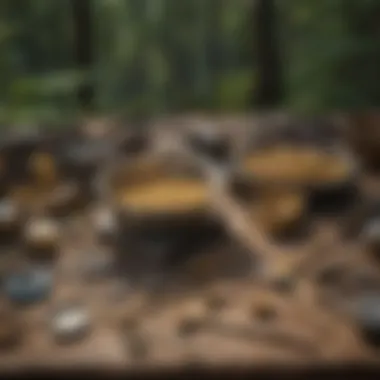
[51,303,91,345]
[93,206,118,244]
[0,199,19,226]
[24,218,60,261]
[351,294,380,348]
[0,199,21,244]
[361,219,380,258]
[4,267,53,305]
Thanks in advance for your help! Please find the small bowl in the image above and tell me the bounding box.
[113,153,210,220]
[239,145,357,188]
[0,199,23,244]
[238,144,359,215]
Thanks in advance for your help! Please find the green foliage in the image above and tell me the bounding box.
[0,0,379,125]
[284,0,380,110]
[216,70,254,110]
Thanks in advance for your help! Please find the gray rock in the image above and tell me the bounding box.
[0,199,20,228]
[92,207,118,243]
[51,304,91,344]
[361,219,380,246]
[350,294,380,347]
[24,218,60,247]
[4,266,53,305]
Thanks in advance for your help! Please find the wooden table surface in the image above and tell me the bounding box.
[1,211,379,374]
[0,123,380,376]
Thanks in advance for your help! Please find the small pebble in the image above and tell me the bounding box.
[0,200,20,239]
[0,199,19,224]
[4,267,53,305]
[93,207,118,243]
[51,304,91,344]
[351,294,380,348]
[362,218,380,238]
[24,218,60,254]
[361,219,380,255]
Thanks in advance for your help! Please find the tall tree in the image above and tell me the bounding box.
[71,0,94,111]
[252,0,284,108]
[338,0,380,108]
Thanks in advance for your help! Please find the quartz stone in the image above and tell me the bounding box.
[51,303,91,344]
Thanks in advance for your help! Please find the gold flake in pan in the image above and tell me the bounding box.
[118,179,208,214]
[243,146,351,186]
[113,157,208,214]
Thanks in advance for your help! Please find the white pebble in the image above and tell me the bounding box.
[52,306,90,343]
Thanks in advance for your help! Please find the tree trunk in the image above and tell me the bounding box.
[252,0,284,108]
[339,0,380,108]
[71,0,94,110]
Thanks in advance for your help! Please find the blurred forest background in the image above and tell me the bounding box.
[0,0,380,126]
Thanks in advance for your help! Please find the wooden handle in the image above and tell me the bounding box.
[204,167,281,261]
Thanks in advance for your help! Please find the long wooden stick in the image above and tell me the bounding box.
[194,160,291,273]
[208,172,280,261]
